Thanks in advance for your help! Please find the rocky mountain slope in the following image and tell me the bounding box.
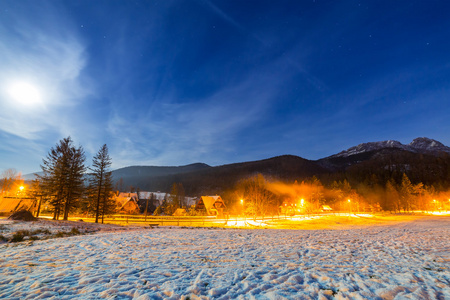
[329,137,450,158]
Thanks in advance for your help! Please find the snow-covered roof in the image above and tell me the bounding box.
[0,197,35,213]
[196,196,225,214]
[138,191,169,201]
[118,192,138,199]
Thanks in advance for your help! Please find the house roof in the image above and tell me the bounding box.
[138,192,169,201]
[116,198,139,211]
[0,197,35,213]
[197,196,225,214]
[118,192,138,199]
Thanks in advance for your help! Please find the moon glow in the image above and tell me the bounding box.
[7,81,42,105]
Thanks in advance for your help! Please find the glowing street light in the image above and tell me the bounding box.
[239,199,246,224]
[17,185,25,196]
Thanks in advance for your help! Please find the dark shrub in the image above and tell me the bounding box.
[11,232,25,242]
[8,210,36,221]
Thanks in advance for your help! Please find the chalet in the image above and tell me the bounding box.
[0,197,36,215]
[321,205,333,212]
[137,191,167,213]
[172,208,187,216]
[115,192,140,214]
[195,196,226,216]
[137,191,198,213]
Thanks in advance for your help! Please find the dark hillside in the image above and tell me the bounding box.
[112,163,211,190]
[124,155,328,195]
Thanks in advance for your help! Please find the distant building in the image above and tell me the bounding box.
[321,205,333,212]
[136,191,167,214]
[115,192,140,214]
[0,196,36,215]
[172,208,187,216]
[137,191,198,213]
[195,196,226,216]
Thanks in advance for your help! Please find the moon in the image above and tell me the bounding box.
[7,81,42,105]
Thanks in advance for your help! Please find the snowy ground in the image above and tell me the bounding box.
[1,217,449,299]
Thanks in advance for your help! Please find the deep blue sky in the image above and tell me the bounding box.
[1,0,450,174]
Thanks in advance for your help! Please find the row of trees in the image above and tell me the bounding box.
[38,137,114,223]
[226,172,450,218]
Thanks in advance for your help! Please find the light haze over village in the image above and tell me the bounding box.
[1,1,450,299]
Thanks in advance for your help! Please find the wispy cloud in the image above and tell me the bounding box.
[0,1,91,172]
[0,2,89,141]
[105,58,289,168]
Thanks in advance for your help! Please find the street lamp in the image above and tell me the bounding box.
[240,199,246,224]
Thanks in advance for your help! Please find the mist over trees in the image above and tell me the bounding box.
[223,170,449,217]
[0,169,24,196]
[3,137,450,219]
[236,174,278,220]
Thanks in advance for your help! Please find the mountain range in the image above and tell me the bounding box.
[328,137,450,158]
[24,137,450,195]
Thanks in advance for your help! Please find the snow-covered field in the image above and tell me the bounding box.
[1,217,449,299]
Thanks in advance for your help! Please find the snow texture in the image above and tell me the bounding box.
[1,217,449,299]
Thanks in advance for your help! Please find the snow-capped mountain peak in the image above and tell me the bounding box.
[331,137,450,158]
[408,137,447,151]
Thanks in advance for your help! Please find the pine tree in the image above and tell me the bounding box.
[39,137,86,220]
[89,144,114,223]
[63,146,86,220]
[29,179,44,218]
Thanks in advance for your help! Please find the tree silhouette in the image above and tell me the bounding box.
[89,144,114,223]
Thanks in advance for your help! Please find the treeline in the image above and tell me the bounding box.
[221,171,450,218]
[319,150,450,212]
[35,137,115,223]
[330,150,450,190]
[116,151,450,202]
[121,155,328,196]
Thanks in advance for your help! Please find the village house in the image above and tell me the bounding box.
[115,192,140,214]
[136,191,167,214]
[137,191,198,214]
[195,195,226,216]
[0,196,36,216]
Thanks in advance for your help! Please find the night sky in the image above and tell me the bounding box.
[1,0,450,174]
